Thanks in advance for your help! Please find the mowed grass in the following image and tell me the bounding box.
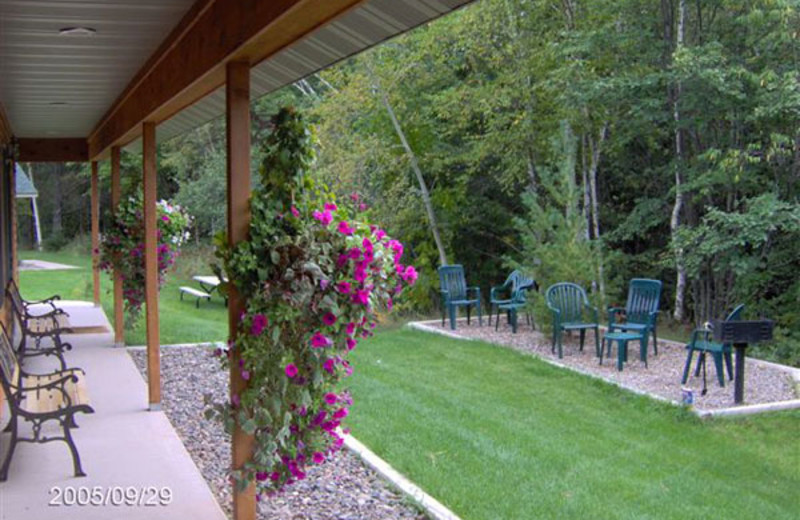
[17,249,228,345]
[347,328,800,520]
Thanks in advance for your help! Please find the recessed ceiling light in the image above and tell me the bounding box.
[58,27,96,36]
[49,102,69,106]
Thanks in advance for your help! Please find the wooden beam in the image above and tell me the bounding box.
[111,147,125,347]
[226,61,255,520]
[143,122,161,409]
[91,161,100,306]
[17,138,88,163]
[88,0,365,159]
[0,103,12,145]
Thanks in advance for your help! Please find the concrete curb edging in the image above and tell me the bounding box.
[126,341,225,351]
[408,320,800,419]
[343,433,463,520]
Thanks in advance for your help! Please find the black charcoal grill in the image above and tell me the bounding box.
[711,320,774,404]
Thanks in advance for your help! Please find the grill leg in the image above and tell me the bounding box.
[734,344,746,404]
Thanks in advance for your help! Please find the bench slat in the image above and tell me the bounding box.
[21,371,90,414]
[179,287,211,298]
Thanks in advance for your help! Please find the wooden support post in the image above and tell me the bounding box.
[226,61,255,520]
[91,161,100,306]
[143,122,161,410]
[111,147,125,347]
[10,158,18,285]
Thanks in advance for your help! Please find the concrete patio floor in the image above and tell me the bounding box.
[0,302,226,520]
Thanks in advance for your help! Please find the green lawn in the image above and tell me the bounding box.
[347,329,800,520]
[18,249,228,345]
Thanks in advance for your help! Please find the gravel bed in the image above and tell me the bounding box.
[420,318,798,410]
[129,347,426,520]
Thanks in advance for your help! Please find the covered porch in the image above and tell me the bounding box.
[1,302,225,519]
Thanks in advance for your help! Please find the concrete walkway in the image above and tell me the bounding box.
[0,303,226,520]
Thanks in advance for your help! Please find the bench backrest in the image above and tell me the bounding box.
[624,279,662,324]
[546,282,590,323]
[0,323,21,397]
[439,265,468,301]
[5,279,26,319]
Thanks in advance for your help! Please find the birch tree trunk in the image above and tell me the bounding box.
[368,67,449,266]
[670,0,687,321]
[588,122,609,304]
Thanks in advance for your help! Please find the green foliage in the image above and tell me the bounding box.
[209,107,416,494]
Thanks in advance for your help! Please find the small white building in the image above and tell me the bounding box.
[14,163,41,250]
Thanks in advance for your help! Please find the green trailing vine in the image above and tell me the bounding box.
[207,107,417,495]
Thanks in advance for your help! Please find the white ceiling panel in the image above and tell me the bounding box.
[0,0,195,137]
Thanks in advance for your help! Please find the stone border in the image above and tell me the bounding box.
[343,433,463,520]
[409,320,800,419]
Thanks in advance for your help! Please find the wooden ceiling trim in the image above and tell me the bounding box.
[18,138,89,163]
[88,0,365,159]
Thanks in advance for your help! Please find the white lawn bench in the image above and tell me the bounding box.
[179,286,212,308]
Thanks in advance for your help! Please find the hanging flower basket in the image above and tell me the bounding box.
[208,107,417,495]
[99,194,192,326]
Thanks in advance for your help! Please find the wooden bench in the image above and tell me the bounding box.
[179,286,212,308]
[6,281,73,371]
[0,323,93,481]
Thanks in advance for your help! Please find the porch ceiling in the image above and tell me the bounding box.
[1,0,474,156]
[0,0,196,138]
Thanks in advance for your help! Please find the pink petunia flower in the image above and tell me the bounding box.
[351,289,370,306]
[337,221,355,236]
[346,322,356,336]
[402,265,419,285]
[323,359,336,374]
[290,206,300,218]
[375,229,386,241]
[345,338,357,351]
[333,408,349,419]
[313,210,333,226]
[336,281,352,294]
[311,332,332,348]
[353,265,367,282]
[324,392,338,405]
[251,313,268,336]
[324,202,338,212]
[322,312,337,326]
[285,363,298,378]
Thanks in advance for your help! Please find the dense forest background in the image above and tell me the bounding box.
[19,0,800,363]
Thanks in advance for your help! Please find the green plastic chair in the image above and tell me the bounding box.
[489,270,535,329]
[608,278,662,356]
[546,282,599,359]
[681,304,744,387]
[439,265,482,330]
